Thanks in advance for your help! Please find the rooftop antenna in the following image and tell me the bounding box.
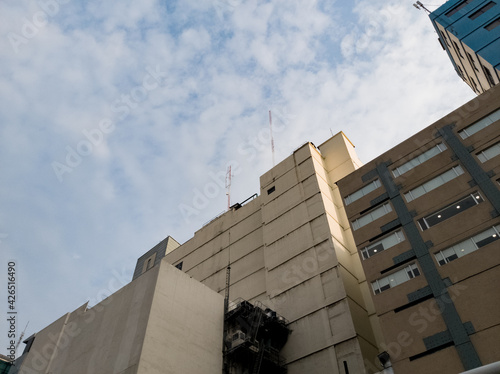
[413,1,431,13]
[225,165,232,211]
[15,321,29,355]
[269,110,275,167]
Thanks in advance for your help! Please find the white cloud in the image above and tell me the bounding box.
[0,0,477,351]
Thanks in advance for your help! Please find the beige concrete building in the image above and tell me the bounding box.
[11,260,224,374]
[163,132,385,373]
[337,86,500,373]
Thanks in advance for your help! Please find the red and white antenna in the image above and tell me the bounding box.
[225,165,232,211]
[269,110,275,167]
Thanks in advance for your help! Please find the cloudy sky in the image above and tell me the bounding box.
[0,0,476,354]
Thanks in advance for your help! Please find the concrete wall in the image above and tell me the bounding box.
[14,261,223,374]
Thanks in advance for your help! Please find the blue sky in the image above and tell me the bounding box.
[0,0,475,355]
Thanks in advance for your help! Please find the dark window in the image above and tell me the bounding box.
[418,193,483,230]
[175,262,183,270]
[343,361,350,374]
[485,16,500,30]
[483,65,496,85]
[267,186,275,195]
[453,41,464,58]
[467,52,479,71]
[476,234,499,248]
[469,1,496,19]
[446,0,473,17]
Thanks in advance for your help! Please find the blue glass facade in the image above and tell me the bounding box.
[430,0,500,94]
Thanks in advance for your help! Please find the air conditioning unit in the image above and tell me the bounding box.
[230,331,246,349]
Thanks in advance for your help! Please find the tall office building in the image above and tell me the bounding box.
[429,0,500,94]
[10,133,386,374]
[337,86,500,373]
[163,133,384,374]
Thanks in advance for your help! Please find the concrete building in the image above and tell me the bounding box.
[337,86,500,373]
[429,0,500,94]
[10,260,224,374]
[163,133,385,373]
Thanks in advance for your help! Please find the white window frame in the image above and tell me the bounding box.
[459,108,500,139]
[477,141,500,163]
[371,263,421,295]
[352,203,392,230]
[404,166,464,202]
[344,179,381,205]
[392,143,447,178]
[434,225,500,266]
[361,230,405,259]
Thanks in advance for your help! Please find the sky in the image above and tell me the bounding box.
[0,0,476,356]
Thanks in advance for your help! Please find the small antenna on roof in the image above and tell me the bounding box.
[225,166,232,211]
[269,110,275,167]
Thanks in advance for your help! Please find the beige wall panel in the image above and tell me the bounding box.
[346,298,376,346]
[260,155,296,189]
[226,268,267,301]
[264,223,316,270]
[138,262,223,374]
[334,337,367,374]
[327,299,357,345]
[287,347,340,374]
[339,266,365,311]
[281,308,334,363]
[266,248,333,299]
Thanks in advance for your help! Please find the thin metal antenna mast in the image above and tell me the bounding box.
[225,166,232,211]
[269,110,275,167]
[16,321,29,354]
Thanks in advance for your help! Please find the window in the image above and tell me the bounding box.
[485,16,500,30]
[371,263,421,294]
[469,76,479,92]
[477,142,500,162]
[418,192,484,230]
[457,65,465,80]
[440,30,451,47]
[344,179,382,205]
[453,41,464,58]
[267,186,275,195]
[467,52,479,71]
[446,0,473,16]
[175,262,183,270]
[392,143,447,178]
[469,1,496,19]
[361,230,405,259]
[352,203,393,230]
[404,166,465,202]
[459,108,500,138]
[483,65,496,86]
[434,225,500,265]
